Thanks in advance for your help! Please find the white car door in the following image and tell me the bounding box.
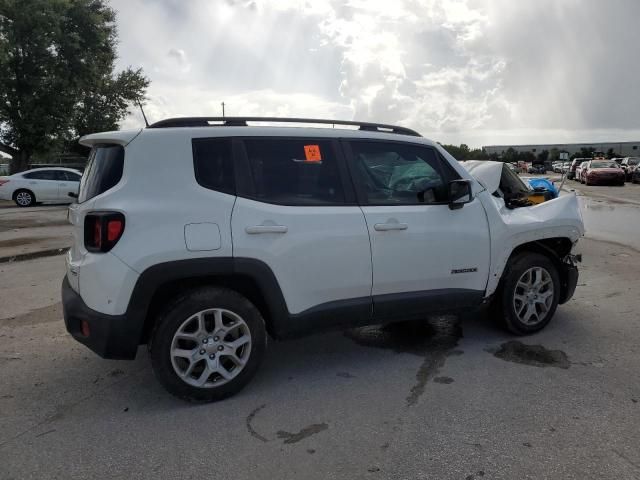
[22,170,59,201]
[55,170,81,202]
[231,137,373,335]
[344,140,491,322]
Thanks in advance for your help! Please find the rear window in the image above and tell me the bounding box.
[78,145,124,203]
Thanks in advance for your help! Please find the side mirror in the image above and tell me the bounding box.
[68,191,78,199]
[448,180,473,210]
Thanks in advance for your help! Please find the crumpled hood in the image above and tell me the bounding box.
[460,160,503,193]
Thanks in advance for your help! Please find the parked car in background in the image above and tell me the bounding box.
[0,167,82,207]
[528,164,546,174]
[570,158,588,180]
[567,158,591,182]
[620,157,640,181]
[580,159,625,186]
[631,166,640,184]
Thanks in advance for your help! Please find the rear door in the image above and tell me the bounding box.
[344,139,491,322]
[231,137,372,329]
[52,170,79,202]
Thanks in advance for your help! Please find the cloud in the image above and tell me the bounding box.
[111,0,640,146]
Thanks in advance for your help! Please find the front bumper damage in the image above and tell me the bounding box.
[558,253,581,304]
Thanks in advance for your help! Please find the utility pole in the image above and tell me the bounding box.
[221,102,225,118]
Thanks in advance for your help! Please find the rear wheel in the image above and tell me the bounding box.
[494,252,560,335]
[150,286,267,402]
[14,189,35,207]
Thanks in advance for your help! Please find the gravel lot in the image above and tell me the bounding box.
[1,184,639,479]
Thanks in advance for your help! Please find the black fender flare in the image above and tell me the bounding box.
[126,257,290,341]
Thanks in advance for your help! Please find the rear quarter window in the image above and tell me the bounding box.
[192,138,235,195]
[78,145,124,203]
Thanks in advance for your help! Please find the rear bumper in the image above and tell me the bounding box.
[586,176,624,185]
[62,276,140,360]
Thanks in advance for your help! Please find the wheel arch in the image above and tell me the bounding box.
[13,188,35,204]
[129,258,289,346]
[491,237,576,304]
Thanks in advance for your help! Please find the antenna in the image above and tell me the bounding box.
[221,102,226,119]
[137,100,149,127]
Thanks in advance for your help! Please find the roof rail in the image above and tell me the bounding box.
[147,116,421,137]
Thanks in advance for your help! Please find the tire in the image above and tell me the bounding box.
[14,189,35,207]
[150,286,267,402]
[494,252,561,335]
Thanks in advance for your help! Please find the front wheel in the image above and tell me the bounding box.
[150,286,267,402]
[495,252,560,335]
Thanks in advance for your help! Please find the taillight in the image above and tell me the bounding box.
[84,212,125,252]
[0,179,9,187]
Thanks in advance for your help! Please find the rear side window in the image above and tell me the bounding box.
[192,138,235,194]
[78,145,124,203]
[64,171,82,181]
[244,138,345,205]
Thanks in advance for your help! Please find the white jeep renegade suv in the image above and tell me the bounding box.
[62,117,584,402]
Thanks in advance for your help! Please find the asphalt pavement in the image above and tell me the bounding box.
[1,186,639,479]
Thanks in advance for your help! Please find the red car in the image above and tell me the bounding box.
[580,159,625,186]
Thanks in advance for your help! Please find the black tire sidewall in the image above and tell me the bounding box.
[500,253,561,335]
[150,287,267,402]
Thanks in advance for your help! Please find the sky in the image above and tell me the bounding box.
[110,0,640,148]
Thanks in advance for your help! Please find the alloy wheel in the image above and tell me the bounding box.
[512,266,554,326]
[170,308,252,388]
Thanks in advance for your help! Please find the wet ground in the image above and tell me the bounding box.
[0,202,71,260]
[579,197,640,250]
[1,185,640,479]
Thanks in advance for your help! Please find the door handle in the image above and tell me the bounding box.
[374,222,408,231]
[245,225,288,234]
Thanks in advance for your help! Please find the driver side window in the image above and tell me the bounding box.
[349,141,456,205]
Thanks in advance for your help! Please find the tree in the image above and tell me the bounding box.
[0,0,149,173]
[570,147,595,160]
[606,148,620,159]
[439,144,489,160]
[536,150,549,164]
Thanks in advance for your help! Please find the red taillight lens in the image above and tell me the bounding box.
[107,219,123,242]
[0,179,9,186]
[84,212,125,252]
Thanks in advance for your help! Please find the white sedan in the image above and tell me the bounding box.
[0,167,82,207]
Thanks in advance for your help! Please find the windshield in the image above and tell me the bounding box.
[628,158,639,165]
[591,161,617,168]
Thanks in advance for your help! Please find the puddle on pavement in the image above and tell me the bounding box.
[277,423,328,444]
[490,341,570,369]
[345,315,462,356]
[346,316,462,406]
[578,197,640,250]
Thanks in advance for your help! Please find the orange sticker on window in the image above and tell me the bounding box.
[304,144,322,162]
